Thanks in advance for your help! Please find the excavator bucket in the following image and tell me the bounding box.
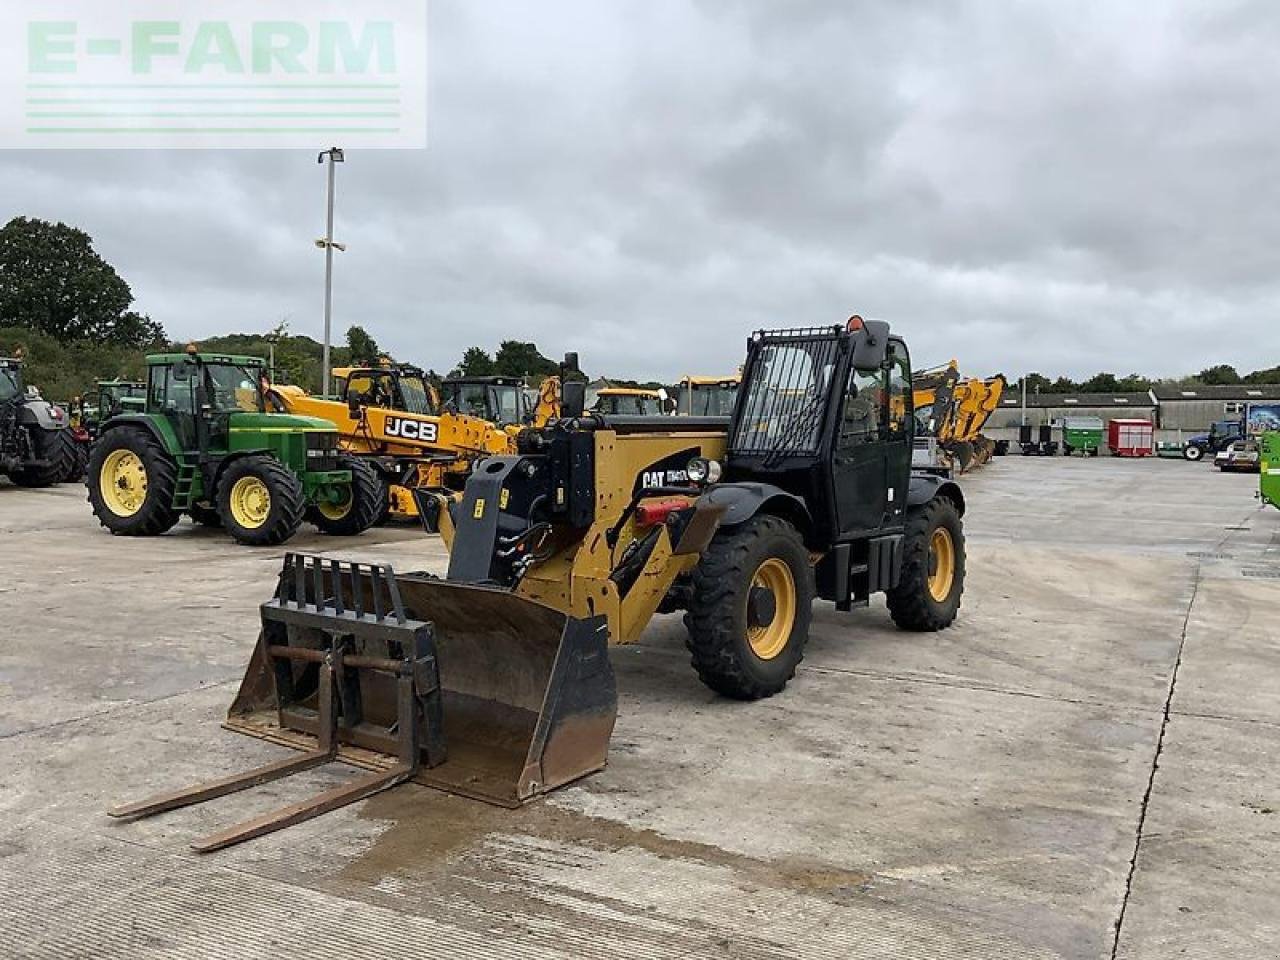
[110,554,615,850]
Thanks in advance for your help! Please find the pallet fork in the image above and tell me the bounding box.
[109,557,446,852]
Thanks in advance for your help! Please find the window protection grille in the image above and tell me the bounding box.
[730,328,844,463]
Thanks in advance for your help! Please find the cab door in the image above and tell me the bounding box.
[832,362,889,537]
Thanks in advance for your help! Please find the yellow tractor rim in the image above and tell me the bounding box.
[229,476,272,529]
[746,557,797,661]
[316,488,353,520]
[928,527,956,602]
[100,449,148,517]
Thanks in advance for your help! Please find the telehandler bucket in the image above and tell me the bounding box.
[109,553,615,851]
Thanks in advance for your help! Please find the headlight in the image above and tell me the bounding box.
[686,457,722,485]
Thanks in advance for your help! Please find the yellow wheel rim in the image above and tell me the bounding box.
[316,488,353,520]
[100,449,148,517]
[746,557,797,661]
[928,527,956,602]
[229,476,272,529]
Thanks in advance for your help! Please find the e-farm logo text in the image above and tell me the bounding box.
[1,1,427,149]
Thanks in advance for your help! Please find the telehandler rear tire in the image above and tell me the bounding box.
[308,455,385,536]
[886,496,964,631]
[684,514,814,700]
[87,428,181,536]
[217,455,305,546]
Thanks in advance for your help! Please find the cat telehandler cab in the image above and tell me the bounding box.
[110,318,967,852]
[88,348,383,546]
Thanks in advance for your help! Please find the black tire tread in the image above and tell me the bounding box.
[217,455,305,546]
[683,514,813,700]
[11,428,76,487]
[885,497,965,632]
[86,427,182,536]
[308,455,385,536]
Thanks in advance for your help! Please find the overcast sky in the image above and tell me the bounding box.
[2,0,1278,381]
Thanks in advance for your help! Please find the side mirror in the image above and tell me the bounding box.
[561,380,586,419]
[347,393,362,418]
[851,320,891,371]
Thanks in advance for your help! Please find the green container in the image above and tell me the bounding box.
[1261,432,1280,510]
[1061,417,1104,457]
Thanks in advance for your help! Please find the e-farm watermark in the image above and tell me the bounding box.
[0,1,427,149]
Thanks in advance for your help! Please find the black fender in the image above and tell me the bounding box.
[907,473,966,516]
[696,482,815,542]
[16,399,68,432]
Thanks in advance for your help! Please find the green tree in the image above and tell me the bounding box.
[1049,376,1078,393]
[345,325,382,364]
[1078,372,1119,393]
[1244,365,1280,384]
[493,340,559,378]
[1115,373,1152,392]
[456,347,496,377]
[1197,364,1242,385]
[1022,372,1051,393]
[0,216,165,347]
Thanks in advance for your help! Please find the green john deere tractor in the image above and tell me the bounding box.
[87,349,385,546]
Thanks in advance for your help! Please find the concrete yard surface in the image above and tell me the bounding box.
[1,456,1278,959]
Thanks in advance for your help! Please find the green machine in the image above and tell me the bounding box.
[1261,432,1280,510]
[88,348,385,545]
[1061,416,1104,457]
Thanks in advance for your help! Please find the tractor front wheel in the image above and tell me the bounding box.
[87,428,181,536]
[886,496,965,631]
[684,514,814,700]
[308,455,385,536]
[1183,444,1203,462]
[216,456,305,546]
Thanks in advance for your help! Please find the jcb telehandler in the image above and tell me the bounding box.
[269,364,564,519]
[88,348,383,546]
[110,318,966,851]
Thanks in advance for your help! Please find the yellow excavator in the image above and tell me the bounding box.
[911,361,1005,474]
[269,362,563,518]
[109,318,969,851]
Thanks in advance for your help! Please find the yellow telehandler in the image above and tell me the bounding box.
[110,318,967,851]
[269,363,563,518]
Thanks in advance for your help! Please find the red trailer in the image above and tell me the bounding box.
[1108,419,1154,457]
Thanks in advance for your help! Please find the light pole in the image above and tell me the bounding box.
[316,147,347,397]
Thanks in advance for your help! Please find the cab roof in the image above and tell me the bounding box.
[333,364,426,379]
[444,376,524,388]
[598,386,663,398]
[146,353,266,367]
[680,375,740,386]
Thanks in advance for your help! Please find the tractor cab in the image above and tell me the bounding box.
[97,380,146,418]
[674,376,740,416]
[333,364,437,416]
[591,387,668,416]
[0,356,26,405]
[441,376,529,426]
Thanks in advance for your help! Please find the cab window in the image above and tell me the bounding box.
[839,365,886,446]
[886,343,911,440]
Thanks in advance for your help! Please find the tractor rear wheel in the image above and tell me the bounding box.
[886,496,965,631]
[684,514,814,700]
[216,455,305,546]
[10,428,75,488]
[87,428,181,535]
[308,455,385,535]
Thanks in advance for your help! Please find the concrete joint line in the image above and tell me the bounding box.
[1109,565,1199,959]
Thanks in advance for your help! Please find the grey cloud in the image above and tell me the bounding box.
[2,0,1278,382]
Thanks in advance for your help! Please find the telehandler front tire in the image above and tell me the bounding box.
[684,514,814,700]
[87,428,181,536]
[308,455,385,536]
[216,455,305,546]
[886,496,965,631]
